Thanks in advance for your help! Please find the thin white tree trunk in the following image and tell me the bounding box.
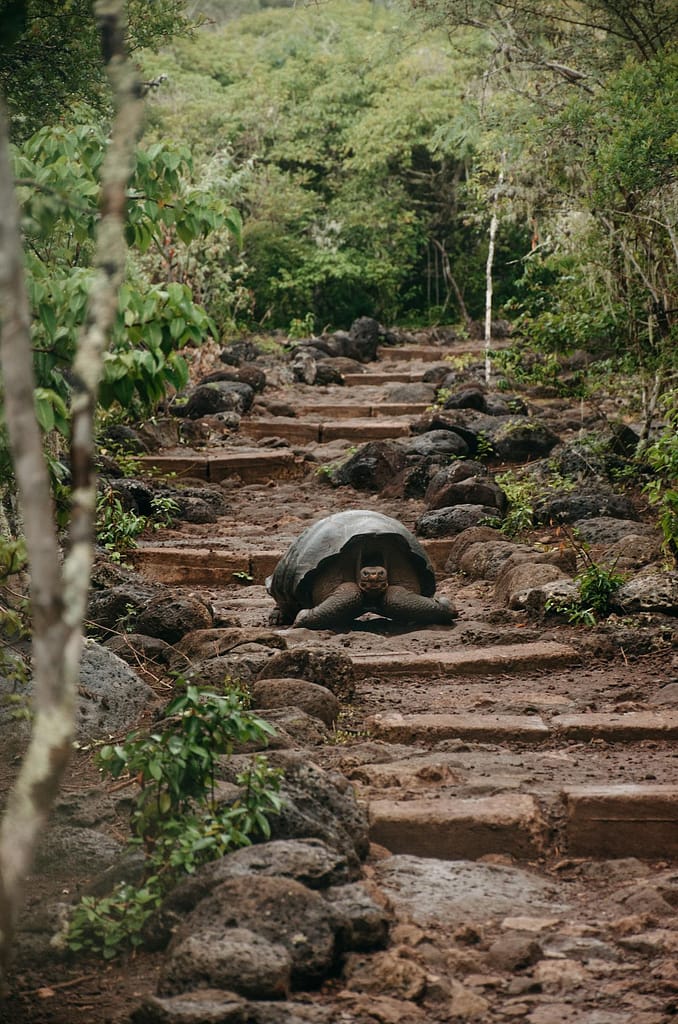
[484,154,505,385]
[0,0,144,985]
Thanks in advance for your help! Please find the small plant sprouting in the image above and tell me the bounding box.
[232,570,254,583]
[95,489,180,562]
[65,683,283,959]
[483,471,535,538]
[545,527,626,625]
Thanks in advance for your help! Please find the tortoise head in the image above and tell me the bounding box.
[359,565,388,595]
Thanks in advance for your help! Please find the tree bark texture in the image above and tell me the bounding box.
[0,0,144,986]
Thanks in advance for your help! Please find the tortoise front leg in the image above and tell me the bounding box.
[293,582,364,629]
[382,585,458,625]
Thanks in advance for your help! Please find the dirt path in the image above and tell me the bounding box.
[6,336,678,1023]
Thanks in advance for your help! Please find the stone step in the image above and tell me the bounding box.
[139,449,305,484]
[367,710,678,744]
[563,785,678,859]
[552,711,678,741]
[130,546,281,586]
[242,417,413,444]
[368,794,546,860]
[368,785,678,861]
[132,537,459,585]
[376,345,465,363]
[367,712,550,744]
[350,642,579,679]
[342,371,426,386]
[294,402,429,419]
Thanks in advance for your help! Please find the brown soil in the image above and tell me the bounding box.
[3,335,677,1024]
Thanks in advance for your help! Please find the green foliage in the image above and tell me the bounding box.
[0,118,240,500]
[95,490,179,562]
[545,541,626,625]
[67,684,282,958]
[502,252,625,360]
[140,2,527,328]
[0,0,194,140]
[486,471,534,538]
[0,535,31,714]
[288,312,316,339]
[66,881,160,960]
[644,401,678,563]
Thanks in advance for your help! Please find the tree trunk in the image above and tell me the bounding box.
[0,0,144,987]
[484,154,505,384]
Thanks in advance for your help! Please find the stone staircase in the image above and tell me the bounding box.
[133,339,678,867]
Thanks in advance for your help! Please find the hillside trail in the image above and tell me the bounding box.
[125,335,678,1022]
[6,334,678,1024]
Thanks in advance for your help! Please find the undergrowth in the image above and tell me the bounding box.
[66,683,282,959]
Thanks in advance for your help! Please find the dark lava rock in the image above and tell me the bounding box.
[136,594,214,644]
[104,632,174,667]
[405,430,469,459]
[612,572,678,614]
[314,362,344,385]
[490,417,560,461]
[199,365,267,393]
[425,475,507,513]
[344,316,382,363]
[131,989,247,1024]
[416,504,499,538]
[424,460,488,504]
[159,925,291,999]
[220,340,264,365]
[251,677,340,728]
[330,440,407,492]
[34,825,123,877]
[162,876,336,990]
[442,386,487,412]
[534,488,638,525]
[324,883,391,953]
[182,381,255,419]
[443,526,505,571]
[88,581,160,632]
[227,753,370,870]
[570,516,655,545]
[256,648,354,701]
[147,838,356,951]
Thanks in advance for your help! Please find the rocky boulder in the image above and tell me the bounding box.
[415,505,499,538]
[612,572,678,614]
[404,430,469,459]
[160,876,337,993]
[257,648,354,701]
[425,474,507,514]
[330,441,407,492]
[136,594,214,644]
[443,526,505,572]
[181,381,255,419]
[251,678,340,728]
[535,489,638,525]
[494,562,573,610]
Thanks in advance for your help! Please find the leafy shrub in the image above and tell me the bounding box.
[95,490,179,562]
[644,402,678,564]
[546,545,626,626]
[67,684,282,958]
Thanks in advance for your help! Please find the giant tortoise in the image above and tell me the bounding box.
[266,509,457,629]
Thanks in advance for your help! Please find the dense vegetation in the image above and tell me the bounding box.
[0,0,676,502]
